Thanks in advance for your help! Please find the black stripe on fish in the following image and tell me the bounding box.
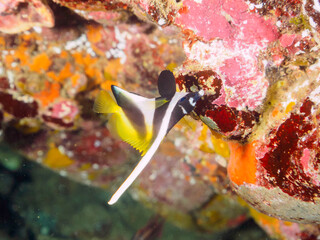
[152,98,169,137]
[111,85,147,136]
[152,92,201,137]
[167,92,201,133]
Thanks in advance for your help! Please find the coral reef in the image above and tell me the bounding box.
[1,0,320,239]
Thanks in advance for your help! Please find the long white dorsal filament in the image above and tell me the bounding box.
[108,92,188,205]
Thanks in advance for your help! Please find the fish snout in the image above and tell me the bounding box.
[193,90,204,103]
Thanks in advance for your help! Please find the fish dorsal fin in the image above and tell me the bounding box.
[111,85,153,108]
[158,70,176,99]
[93,90,120,114]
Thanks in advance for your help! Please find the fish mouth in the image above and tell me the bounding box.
[193,90,204,102]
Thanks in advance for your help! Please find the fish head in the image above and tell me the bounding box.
[176,90,203,114]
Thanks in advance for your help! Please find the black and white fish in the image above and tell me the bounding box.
[94,70,203,205]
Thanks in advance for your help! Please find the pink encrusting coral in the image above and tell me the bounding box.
[175,0,279,110]
[175,0,278,43]
[42,100,79,129]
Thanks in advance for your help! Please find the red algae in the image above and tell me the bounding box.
[259,99,320,202]
[42,100,79,129]
[206,106,237,133]
[176,70,222,93]
[0,91,38,118]
[176,70,259,139]
[175,0,278,110]
[206,105,259,140]
[0,77,10,89]
[304,0,320,31]
[176,0,233,42]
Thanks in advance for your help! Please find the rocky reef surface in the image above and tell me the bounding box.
[1,0,320,239]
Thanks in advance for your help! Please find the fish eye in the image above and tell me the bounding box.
[179,96,187,102]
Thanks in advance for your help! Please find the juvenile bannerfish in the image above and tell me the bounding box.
[93,70,204,205]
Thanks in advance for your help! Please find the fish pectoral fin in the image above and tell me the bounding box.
[155,97,169,108]
[93,90,120,114]
[111,85,154,109]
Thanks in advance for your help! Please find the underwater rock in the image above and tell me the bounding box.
[17,120,134,189]
[51,0,181,26]
[0,14,247,232]
[52,0,129,12]
[228,71,320,223]
[0,0,54,34]
[249,206,320,240]
[0,152,268,239]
